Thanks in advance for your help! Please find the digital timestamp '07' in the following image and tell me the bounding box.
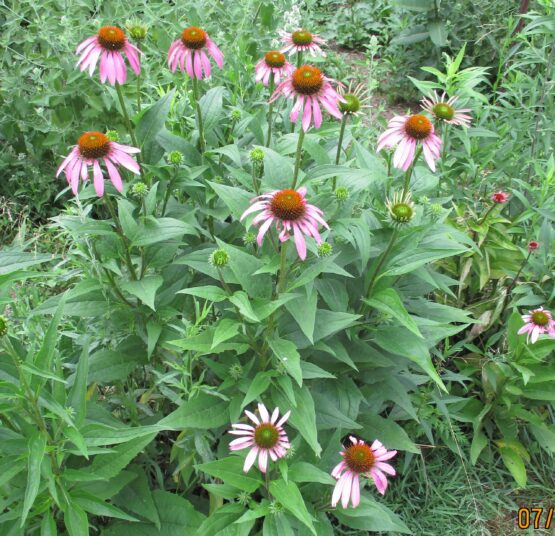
[517,507,553,529]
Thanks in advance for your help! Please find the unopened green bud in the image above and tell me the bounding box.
[317,242,333,257]
[125,20,148,40]
[430,203,443,216]
[269,500,284,515]
[231,109,242,120]
[249,148,265,164]
[334,186,349,202]
[243,231,257,247]
[106,130,119,142]
[131,182,149,198]
[167,150,183,165]
[228,363,243,380]
[418,195,430,205]
[236,491,250,506]
[209,248,230,267]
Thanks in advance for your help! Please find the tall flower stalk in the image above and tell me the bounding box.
[191,78,205,154]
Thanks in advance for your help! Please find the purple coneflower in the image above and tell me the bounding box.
[168,26,223,79]
[421,91,472,127]
[270,65,344,131]
[76,26,141,85]
[331,436,397,509]
[240,187,329,261]
[377,114,442,172]
[56,131,140,197]
[228,403,290,473]
[280,29,326,57]
[255,51,294,86]
[517,307,555,344]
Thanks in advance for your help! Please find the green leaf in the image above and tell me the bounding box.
[499,447,527,487]
[69,344,89,426]
[358,414,419,453]
[115,469,161,528]
[159,392,230,429]
[86,349,146,384]
[131,217,197,247]
[0,458,26,488]
[21,432,47,527]
[81,433,157,480]
[393,0,434,11]
[209,182,252,220]
[196,457,263,492]
[0,251,53,275]
[470,428,487,465]
[121,276,163,311]
[268,337,302,387]
[200,86,225,130]
[178,285,228,302]
[146,321,162,359]
[313,310,361,342]
[374,327,446,391]
[285,290,317,343]
[136,89,176,164]
[196,503,246,536]
[364,288,423,338]
[269,479,316,535]
[428,20,447,46]
[71,492,139,521]
[212,318,240,349]
[229,291,260,322]
[242,371,273,408]
[333,496,411,533]
[273,385,321,456]
[33,293,66,382]
[289,462,335,485]
[63,502,89,536]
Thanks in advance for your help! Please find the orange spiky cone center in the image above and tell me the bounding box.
[181,26,207,49]
[265,51,286,68]
[405,114,432,140]
[98,26,126,51]
[292,65,323,95]
[270,189,306,221]
[254,423,279,448]
[345,443,375,473]
[78,131,110,159]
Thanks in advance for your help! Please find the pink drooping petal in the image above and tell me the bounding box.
[351,474,360,507]
[56,148,79,176]
[370,468,388,495]
[104,158,123,192]
[200,50,212,78]
[341,471,353,508]
[99,52,109,83]
[124,44,141,75]
[258,448,268,473]
[92,159,104,197]
[243,446,259,473]
[301,98,313,131]
[193,50,203,79]
[206,39,224,68]
[185,51,194,78]
[257,217,274,246]
[331,471,347,507]
[312,96,323,129]
[229,437,255,450]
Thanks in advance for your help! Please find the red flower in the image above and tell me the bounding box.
[528,240,539,251]
[491,191,509,203]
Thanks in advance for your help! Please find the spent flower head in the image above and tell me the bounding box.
[421,91,472,127]
[338,82,370,116]
[209,248,230,268]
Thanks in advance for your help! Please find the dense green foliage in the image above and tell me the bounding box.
[1,0,554,534]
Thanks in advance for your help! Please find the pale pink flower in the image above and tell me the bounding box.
[517,307,555,344]
[491,191,509,203]
[168,26,223,79]
[280,29,326,57]
[255,51,294,86]
[377,114,442,172]
[270,65,345,132]
[76,26,141,85]
[421,91,472,127]
[56,131,140,197]
[331,436,397,509]
[228,403,290,473]
[240,187,329,261]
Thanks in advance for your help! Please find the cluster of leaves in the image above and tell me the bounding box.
[0,0,554,535]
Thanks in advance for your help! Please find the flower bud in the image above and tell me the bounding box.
[125,20,148,41]
[228,363,243,380]
[131,182,149,198]
[0,315,7,337]
[317,242,333,257]
[106,130,119,142]
[334,186,349,202]
[167,150,183,165]
[242,231,257,247]
[231,109,242,120]
[249,148,265,164]
[209,248,230,268]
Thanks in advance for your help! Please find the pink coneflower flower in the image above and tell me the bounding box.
[377,114,442,172]
[168,26,223,79]
[528,240,539,251]
[491,191,509,203]
[421,91,472,127]
[255,51,294,86]
[517,307,555,344]
[240,187,329,261]
[270,65,344,132]
[56,131,140,197]
[228,403,290,473]
[76,26,141,85]
[280,29,326,57]
[331,436,397,508]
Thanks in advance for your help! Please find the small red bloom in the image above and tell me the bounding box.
[528,240,539,251]
[491,191,509,203]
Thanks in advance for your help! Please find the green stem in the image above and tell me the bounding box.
[402,147,422,196]
[296,51,303,69]
[251,164,260,195]
[291,128,306,189]
[104,195,138,280]
[191,77,205,154]
[478,204,496,226]
[365,229,399,301]
[115,83,140,150]
[266,74,275,147]
[277,241,289,294]
[332,114,348,191]
[162,166,179,216]
[252,0,263,25]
